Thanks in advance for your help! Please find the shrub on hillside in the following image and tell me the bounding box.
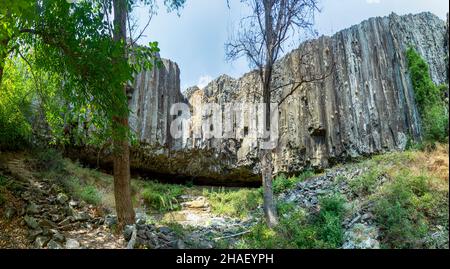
[422,104,449,142]
[238,194,347,249]
[31,148,65,172]
[374,172,447,249]
[79,185,102,205]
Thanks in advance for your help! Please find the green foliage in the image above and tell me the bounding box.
[273,170,315,194]
[204,187,262,218]
[141,181,184,212]
[315,195,346,247]
[56,176,102,206]
[0,173,26,205]
[0,174,6,205]
[373,171,447,249]
[422,104,449,142]
[79,185,102,205]
[27,149,102,206]
[160,221,186,237]
[349,167,383,196]
[0,0,187,149]
[406,47,448,143]
[406,48,441,112]
[31,148,65,173]
[0,58,33,150]
[238,194,346,249]
[0,191,4,205]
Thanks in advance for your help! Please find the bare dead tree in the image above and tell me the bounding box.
[226,0,326,228]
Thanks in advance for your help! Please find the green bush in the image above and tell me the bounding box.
[32,148,65,172]
[0,174,8,187]
[79,185,101,205]
[373,172,446,249]
[315,195,346,247]
[406,47,448,143]
[0,58,33,150]
[238,194,346,249]
[422,104,449,142]
[141,181,184,212]
[350,167,383,196]
[0,97,32,151]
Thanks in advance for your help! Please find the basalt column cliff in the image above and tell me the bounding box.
[127,12,448,185]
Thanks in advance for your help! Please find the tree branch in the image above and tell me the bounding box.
[278,60,335,106]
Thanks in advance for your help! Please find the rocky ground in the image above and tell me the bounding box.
[1,156,124,249]
[278,161,449,249]
[112,195,256,249]
[279,166,382,249]
[0,154,255,249]
[1,149,448,249]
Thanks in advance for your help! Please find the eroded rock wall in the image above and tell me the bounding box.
[184,12,448,175]
[127,12,448,183]
[129,58,185,150]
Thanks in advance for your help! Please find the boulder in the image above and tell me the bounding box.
[47,240,63,249]
[56,193,69,205]
[24,215,40,230]
[34,236,50,249]
[65,239,81,249]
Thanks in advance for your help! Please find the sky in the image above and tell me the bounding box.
[134,0,449,91]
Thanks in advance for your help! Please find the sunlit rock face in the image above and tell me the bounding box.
[129,12,448,181]
[129,58,186,150]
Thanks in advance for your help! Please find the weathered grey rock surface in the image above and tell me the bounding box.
[127,12,448,183]
[129,58,186,149]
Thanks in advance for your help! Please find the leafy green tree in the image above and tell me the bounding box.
[0,57,33,149]
[0,0,185,226]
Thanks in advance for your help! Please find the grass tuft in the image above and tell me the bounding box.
[203,187,262,218]
[141,181,185,212]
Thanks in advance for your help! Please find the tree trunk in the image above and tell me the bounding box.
[261,148,278,228]
[260,0,278,228]
[261,68,278,228]
[112,0,135,227]
[112,116,135,226]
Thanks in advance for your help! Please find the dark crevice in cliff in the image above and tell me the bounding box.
[64,147,262,188]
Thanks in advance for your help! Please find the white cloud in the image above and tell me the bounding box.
[197,75,213,89]
[366,0,381,4]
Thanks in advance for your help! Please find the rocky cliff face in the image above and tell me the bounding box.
[128,12,448,183]
[184,12,448,175]
[129,58,185,150]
